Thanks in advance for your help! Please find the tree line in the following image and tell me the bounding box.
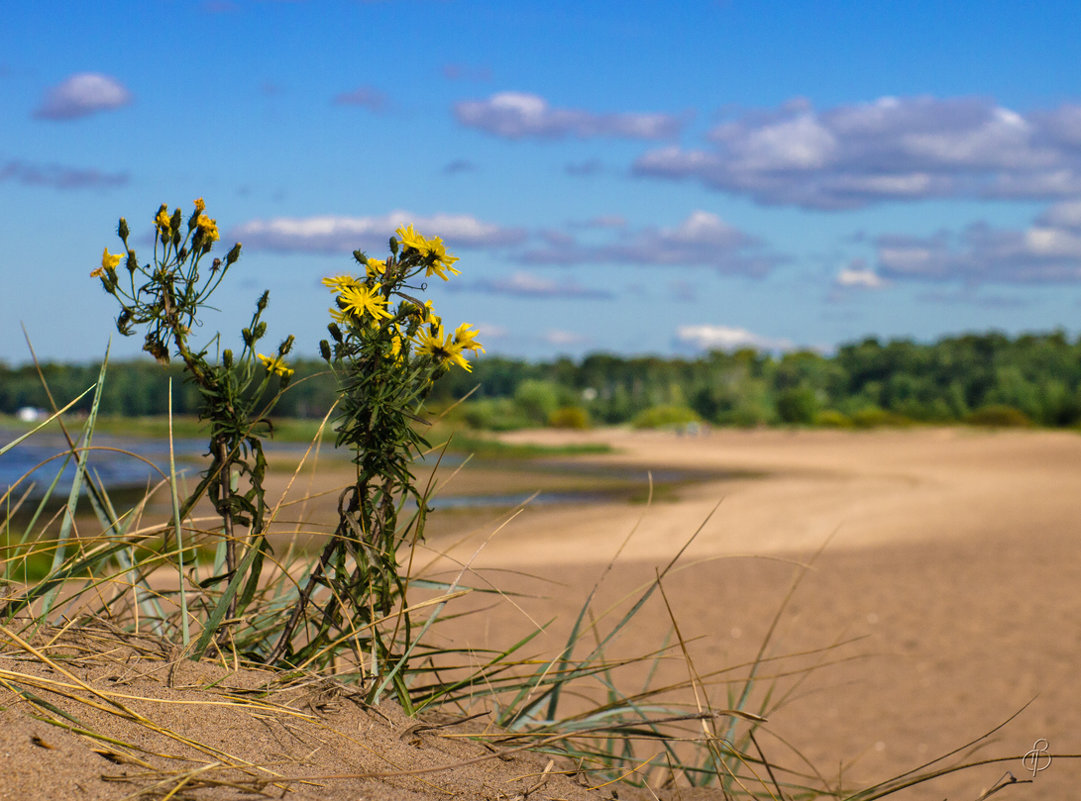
[3,330,1081,429]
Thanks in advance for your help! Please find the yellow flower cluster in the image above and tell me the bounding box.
[415,321,485,372]
[196,213,220,243]
[321,225,482,372]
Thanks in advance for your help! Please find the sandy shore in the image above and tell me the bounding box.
[414,427,1081,798]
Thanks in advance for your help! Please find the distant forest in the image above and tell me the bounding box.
[3,330,1081,429]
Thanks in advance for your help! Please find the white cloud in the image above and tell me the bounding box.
[835,265,886,289]
[460,270,613,299]
[454,91,686,140]
[544,329,589,346]
[232,211,526,253]
[332,85,387,111]
[0,160,127,189]
[633,95,1081,209]
[675,324,793,353]
[35,73,132,120]
[874,202,1081,284]
[516,210,781,276]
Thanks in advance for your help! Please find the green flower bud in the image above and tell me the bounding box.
[126,249,137,273]
[257,290,269,312]
[226,243,241,265]
[242,327,253,346]
[328,322,343,343]
[319,339,332,361]
[117,218,129,240]
[278,334,295,356]
[353,249,366,265]
[254,321,267,340]
[178,246,188,262]
[223,349,233,369]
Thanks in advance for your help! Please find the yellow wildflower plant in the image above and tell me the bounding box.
[365,257,386,277]
[257,352,294,377]
[194,197,206,213]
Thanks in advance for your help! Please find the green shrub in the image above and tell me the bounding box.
[964,404,1032,428]
[776,387,819,425]
[548,405,590,429]
[461,397,533,430]
[814,409,852,428]
[631,404,702,429]
[849,405,911,428]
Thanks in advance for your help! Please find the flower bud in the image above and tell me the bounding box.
[223,349,233,369]
[319,339,332,361]
[353,249,366,265]
[328,322,343,343]
[226,243,241,265]
[242,327,253,346]
[257,290,269,312]
[254,321,267,340]
[126,249,137,273]
[211,257,222,272]
[178,246,188,262]
[117,218,129,240]
[278,334,295,356]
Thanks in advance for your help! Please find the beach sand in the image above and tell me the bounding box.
[416,427,1081,799]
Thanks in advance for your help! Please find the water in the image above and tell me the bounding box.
[1,428,719,510]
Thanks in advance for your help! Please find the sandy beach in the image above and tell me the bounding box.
[414,427,1081,799]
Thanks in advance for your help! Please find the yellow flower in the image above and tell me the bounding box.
[389,332,404,362]
[155,205,171,233]
[396,223,428,253]
[92,247,122,278]
[424,236,461,281]
[339,283,392,321]
[321,274,360,293]
[416,323,472,371]
[196,214,220,243]
[193,197,206,213]
[366,257,386,277]
[453,322,485,354]
[257,353,294,377]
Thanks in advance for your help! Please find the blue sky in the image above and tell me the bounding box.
[5,0,1081,366]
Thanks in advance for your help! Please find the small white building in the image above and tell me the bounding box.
[15,407,46,423]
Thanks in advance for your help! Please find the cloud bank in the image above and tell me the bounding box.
[517,210,783,275]
[232,211,526,253]
[0,160,128,190]
[873,200,1081,284]
[635,95,1081,209]
[459,270,613,299]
